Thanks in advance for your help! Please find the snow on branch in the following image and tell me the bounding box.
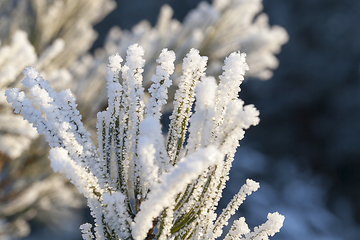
[6,44,284,240]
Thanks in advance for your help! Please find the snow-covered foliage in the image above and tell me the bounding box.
[0,1,115,238]
[72,0,288,116]
[0,0,116,159]
[6,44,284,240]
[0,0,116,69]
[0,0,288,159]
[0,0,287,238]
[0,29,70,158]
[103,0,288,80]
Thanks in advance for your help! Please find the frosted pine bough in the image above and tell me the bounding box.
[6,44,284,240]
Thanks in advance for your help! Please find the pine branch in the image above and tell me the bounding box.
[6,44,284,240]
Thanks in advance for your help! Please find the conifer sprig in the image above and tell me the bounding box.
[6,44,284,240]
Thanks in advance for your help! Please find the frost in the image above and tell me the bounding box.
[6,45,284,240]
[71,0,288,128]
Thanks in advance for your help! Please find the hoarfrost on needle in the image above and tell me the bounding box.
[5,43,284,240]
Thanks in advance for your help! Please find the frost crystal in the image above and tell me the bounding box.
[72,0,288,125]
[6,44,284,240]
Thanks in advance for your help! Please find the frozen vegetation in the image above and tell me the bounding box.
[6,45,284,239]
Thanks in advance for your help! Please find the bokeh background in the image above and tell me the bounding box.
[2,0,359,239]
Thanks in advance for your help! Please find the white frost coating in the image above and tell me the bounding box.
[108,53,123,72]
[213,179,260,239]
[245,212,285,240]
[80,223,94,240]
[146,48,175,119]
[218,99,259,152]
[6,46,284,239]
[93,0,288,96]
[215,52,249,126]
[167,48,208,165]
[0,1,119,238]
[138,130,159,193]
[5,88,47,137]
[0,32,65,160]
[7,67,104,187]
[140,116,170,176]
[125,44,145,75]
[122,43,146,196]
[102,192,132,239]
[195,77,217,111]
[132,146,223,240]
[49,147,102,198]
[106,53,123,117]
[49,147,106,239]
[224,217,250,240]
[158,205,174,240]
[186,76,217,154]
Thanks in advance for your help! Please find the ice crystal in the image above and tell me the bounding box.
[6,44,284,240]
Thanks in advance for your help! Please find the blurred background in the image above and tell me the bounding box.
[1,0,359,239]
